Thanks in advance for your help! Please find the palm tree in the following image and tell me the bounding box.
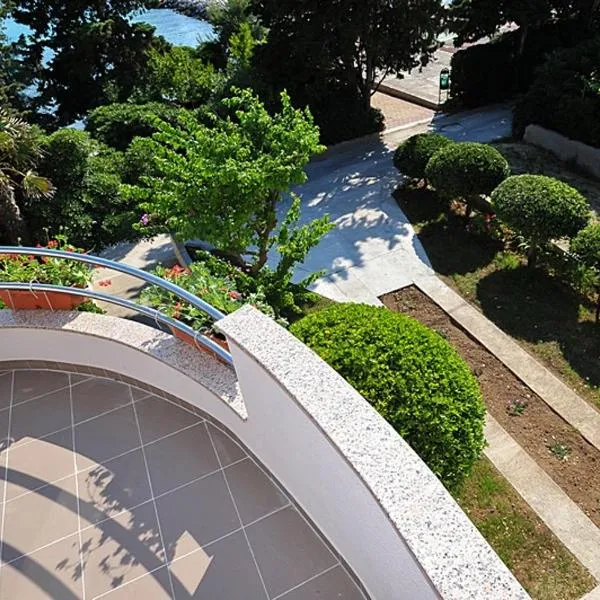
[0,109,53,244]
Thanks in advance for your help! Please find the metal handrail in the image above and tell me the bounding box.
[0,247,233,365]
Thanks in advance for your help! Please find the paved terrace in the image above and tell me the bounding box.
[0,369,364,599]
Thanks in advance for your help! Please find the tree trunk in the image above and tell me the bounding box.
[527,245,538,269]
[249,190,279,276]
[0,187,30,245]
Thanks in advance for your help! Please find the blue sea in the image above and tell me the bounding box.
[4,8,214,47]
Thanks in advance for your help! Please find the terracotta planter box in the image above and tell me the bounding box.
[170,326,230,363]
[0,289,87,311]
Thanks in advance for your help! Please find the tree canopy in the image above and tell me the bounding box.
[10,0,162,126]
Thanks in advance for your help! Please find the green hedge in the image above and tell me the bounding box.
[514,36,600,146]
[426,142,510,200]
[393,133,452,181]
[290,303,486,490]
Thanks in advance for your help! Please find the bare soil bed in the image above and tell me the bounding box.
[382,285,600,527]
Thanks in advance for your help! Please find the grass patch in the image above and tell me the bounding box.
[454,458,594,600]
[397,185,600,408]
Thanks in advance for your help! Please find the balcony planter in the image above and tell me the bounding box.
[169,325,230,362]
[0,288,87,310]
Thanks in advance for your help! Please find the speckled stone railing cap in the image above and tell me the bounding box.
[218,305,530,600]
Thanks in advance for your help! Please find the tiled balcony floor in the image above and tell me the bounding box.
[0,370,365,599]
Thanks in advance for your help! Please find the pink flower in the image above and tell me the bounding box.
[47,240,59,249]
[140,213,150,226]
[98,279,112,287]
[229,291,242,301]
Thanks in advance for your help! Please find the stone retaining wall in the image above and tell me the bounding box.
[524,125,600,180]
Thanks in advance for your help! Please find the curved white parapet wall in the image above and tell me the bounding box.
[0,308,528,599]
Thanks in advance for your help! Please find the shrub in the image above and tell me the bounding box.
[514,37,600,146]
[85,102,181,150]
[571,223,600,321]
[492,174,590,267]
[393,133,452,182]
[31,128,141,250]
[290,303,486,490]
[450,40,515,108]
[425,142,510,215]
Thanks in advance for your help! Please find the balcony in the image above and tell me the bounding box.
[0,248,528,599]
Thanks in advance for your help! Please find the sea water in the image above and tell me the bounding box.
[4,8,214,47]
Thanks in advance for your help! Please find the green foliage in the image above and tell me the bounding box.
[85,102,181,151]
[514,36,600,146]
[30,128,140,250]
[426,142,510,200]
[0,237,91,287]
[393,133,452,181]
[572,223,600,270]
[253,0,443,144]
[290,303,486,490]
[133,46,221,109]
[0,109,52,244]
[492,175,590,266]
[450,41,515,108]
[11,0,161,126]
[126,88,326,275]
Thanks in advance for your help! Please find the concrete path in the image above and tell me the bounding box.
[485,415,600,581]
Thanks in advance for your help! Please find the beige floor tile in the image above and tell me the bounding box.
[98,567,172,599]
[0,534,83,599]
[71,378,133,424]
[246,507,337,599]
[207,424,247,467]
[144,424,219,496]
[2,475,79,561]
[79,500,165,598]
[74,405,140,470]
[277,565,365,600]
[4,428,74,501]
[77,450,152,528]
[12,370,69,406]
[225,459,288,525]
[9,389,71,447]
[156,472,239,563]
[170,531,266,600]
[131,386,150,402]
[0,372,11,412]
[135,395,201,445]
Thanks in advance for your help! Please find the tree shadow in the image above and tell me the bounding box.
[417,216,502,276]
[476,266,600,390]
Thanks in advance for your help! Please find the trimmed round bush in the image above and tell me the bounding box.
[393,133,452,180]
[425,142,510,200]
[572,223,600,268]
[492,175,590,266]
[290,304,486,490]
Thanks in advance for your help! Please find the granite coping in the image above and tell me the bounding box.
[217,305,529,600]
[0,310,246,418]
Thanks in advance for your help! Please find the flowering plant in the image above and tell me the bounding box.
[0,237,91,288]
[142,261,283,334]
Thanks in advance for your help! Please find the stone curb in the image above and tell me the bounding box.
[414,274,600,454]
[484,414,600,582]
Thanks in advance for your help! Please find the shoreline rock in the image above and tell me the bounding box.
[158,0,224,19]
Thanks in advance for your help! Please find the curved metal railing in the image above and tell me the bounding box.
[0,247,233,365]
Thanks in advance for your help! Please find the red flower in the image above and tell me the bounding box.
[98,279,112,287]
[229,291,242,301]
[172,301,183,320]
[47,240,59,249]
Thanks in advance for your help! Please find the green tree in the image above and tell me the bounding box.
[132,46,221,109]
[11,0,161,126]
[492,175,590,268]
[251,0,443,142]
[126,88,329,275]
[31,129,140,250]
[571,223,600,322]
[0,109,53,244]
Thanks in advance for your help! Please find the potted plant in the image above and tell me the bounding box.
[142,260,281,358]
[0,237,93,310]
